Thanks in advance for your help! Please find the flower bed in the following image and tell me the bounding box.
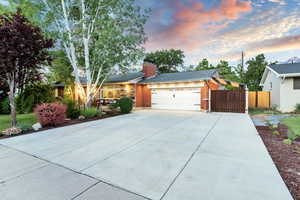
[257,125,300,200]
[0,110,124,140]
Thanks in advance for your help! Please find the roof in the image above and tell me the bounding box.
[260,63,300,85]
[52,72,144,87]
[106,72,144,83]
[269,63,300,75]
[140,70,218,83]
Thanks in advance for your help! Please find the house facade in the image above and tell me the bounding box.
[54,61,242,112]
[260,63,300,112]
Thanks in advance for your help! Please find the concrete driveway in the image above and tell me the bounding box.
[0,110,293,200]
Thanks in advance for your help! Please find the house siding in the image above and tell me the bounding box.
[280,78,300,112]
[136,85,151,107]
[201,81,219,111]
[262,70,281,108]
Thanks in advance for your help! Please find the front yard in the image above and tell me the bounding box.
[281,116,300,136]
[0,113,37,133]
[252,114,300,200]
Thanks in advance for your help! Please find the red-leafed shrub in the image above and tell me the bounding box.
[35,103,67,127]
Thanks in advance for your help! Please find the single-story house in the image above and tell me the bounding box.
[54,61,243,112]
[260,62,300,112]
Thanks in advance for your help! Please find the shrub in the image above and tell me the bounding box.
[118,97,133,114]
[62,98,81,119]
[108,102,119,110]
[0,97,10,114]
[287,132,298,141]
[35,103,67,127]
[2,127,22,136]
[16,83,55,114]
[272,130,280,135]
[80,107,99,119]
[295,104,300,113]
[18,123,33,132]
[283,139,293,145]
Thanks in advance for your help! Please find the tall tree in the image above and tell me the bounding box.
[194,59,238,81]
[194,58,215,71]
[39,0,148,106]
[145,49,185,73]
[215,60,238,81]
[245,54,268,91]
[0,10,53,127]
[47,50,74,85]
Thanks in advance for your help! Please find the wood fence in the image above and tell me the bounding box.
[248,91,270,108]
[211,90,246,113]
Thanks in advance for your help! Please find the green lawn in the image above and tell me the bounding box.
[0,113,37,132]
[249,107,281,115]
[281,116,300,136]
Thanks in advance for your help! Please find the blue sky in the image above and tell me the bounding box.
[138,0,300,65]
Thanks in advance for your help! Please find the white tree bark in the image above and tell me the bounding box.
[6,74,17,127]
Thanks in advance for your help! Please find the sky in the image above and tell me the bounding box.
[137,0,300,66]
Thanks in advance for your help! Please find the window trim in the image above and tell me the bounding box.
[293,77,300,90]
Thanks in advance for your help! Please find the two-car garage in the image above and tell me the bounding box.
[151,88,201,111]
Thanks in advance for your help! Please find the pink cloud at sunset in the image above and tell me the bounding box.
[146,0,252,52]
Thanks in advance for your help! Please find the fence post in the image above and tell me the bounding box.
[245,88,249,114]
[208,89,211,112]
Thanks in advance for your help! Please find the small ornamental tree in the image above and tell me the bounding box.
[0,10,53,127]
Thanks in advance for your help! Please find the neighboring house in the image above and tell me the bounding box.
[260,63,300,112]
[54,61,243,112]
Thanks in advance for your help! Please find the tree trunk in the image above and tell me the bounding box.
[8,91,17,128]
[85,94,93,108]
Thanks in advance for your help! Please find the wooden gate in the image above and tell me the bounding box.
[211,90,246,113]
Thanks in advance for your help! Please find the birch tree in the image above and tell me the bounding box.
[0,10,53,127]
[40,0,148,106]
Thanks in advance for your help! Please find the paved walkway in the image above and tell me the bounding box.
[0,110,293,200]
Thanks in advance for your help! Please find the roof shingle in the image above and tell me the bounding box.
[269,63,300,75]
[140,70,218,83]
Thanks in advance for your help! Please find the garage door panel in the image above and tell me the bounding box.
[151,88,201,111]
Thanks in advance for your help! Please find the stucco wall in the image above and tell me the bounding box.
[263,71,280,108]
[280,78,300,112]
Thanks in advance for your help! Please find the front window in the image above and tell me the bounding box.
[294,78,300,90]
[101,84,135,99]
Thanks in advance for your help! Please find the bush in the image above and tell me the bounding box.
[80,107,99,119]
[295,104,300,113]
[108,102,119,110]
[35,103,67,127]
[62,98,81,119]
[0,97,10,114]
[18,123,33,132]
[283,139,293,145]
[118,97,133,114]
[288,132,298,141]
[16,83,55,114]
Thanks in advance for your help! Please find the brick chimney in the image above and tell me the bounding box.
[143,61,158,78]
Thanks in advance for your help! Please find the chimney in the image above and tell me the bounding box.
[143,60,158,78]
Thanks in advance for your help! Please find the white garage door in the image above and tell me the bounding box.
[151,88,201,111]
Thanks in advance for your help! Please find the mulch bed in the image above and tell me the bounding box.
[257,125,300,200]
[0,111,124,140]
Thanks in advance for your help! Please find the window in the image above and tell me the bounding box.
[270,82,272,90]
[294,77,300,90]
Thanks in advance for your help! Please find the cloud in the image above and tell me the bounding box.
[268,0,286,5]
[247,35,300,54]
[145,0,252,52]
[199,7,300,61]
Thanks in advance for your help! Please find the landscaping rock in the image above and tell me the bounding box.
[32,123,42,131]
[2,127,22,136]
[78,115,85,120]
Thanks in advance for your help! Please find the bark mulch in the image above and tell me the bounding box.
[0,111,124,140]
[257,125,300,200]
